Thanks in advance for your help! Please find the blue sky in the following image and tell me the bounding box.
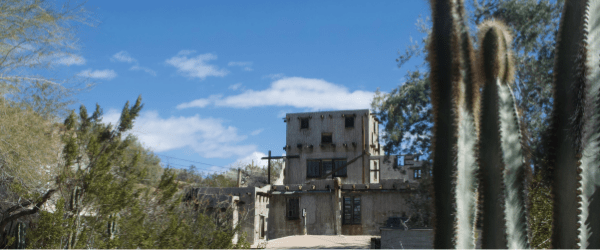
[58,1,431,173]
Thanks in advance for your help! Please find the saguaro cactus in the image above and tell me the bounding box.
[428,0,600,248]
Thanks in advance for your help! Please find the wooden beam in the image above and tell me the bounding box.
[261,155,299,160]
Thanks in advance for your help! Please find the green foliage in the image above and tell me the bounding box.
[0,0,95,120]
[528,174,553,249]
[27,198,73,248]
[372,73,432,156]
[123,138,163,185]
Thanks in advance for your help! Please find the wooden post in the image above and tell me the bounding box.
[362,115,365,184]
[237,168,242,187]
[268,150,271,185]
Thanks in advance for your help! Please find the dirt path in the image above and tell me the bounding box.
[263,235,376,249]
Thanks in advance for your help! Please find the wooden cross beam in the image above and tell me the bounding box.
[261,151,299,184]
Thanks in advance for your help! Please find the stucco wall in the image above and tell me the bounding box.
[356,192,412,235]
[284,110,381,185]
[268,189,413,239]
[268,194,304,239]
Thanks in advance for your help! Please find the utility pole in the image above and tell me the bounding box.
[268,150,271,184]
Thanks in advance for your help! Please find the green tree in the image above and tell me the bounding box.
[0,0,95,119]
[0,0,95,243]
[123,138,163,185]
[0,99,62,246]
[24,96,145,249]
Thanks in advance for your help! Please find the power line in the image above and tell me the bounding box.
[155,153,232,170]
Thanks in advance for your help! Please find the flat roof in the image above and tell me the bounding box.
[285,109,370,116]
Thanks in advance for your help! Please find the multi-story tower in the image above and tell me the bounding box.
[282,109,385,184]
[269,110,422,239]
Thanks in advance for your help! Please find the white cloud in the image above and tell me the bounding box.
[277,110,292,118]
[111,51,136,63]
[101,109,256,158]
[55,54,86,66]
[176,94,222,109]
[77,69,117,80]
[228,61,253,71]
[165,51,228,80]
[263,73,285,80]
[250,129,264,136]
[228,61,252,67]
[111,51,156,76]
[177,76,375,110]
[130,65,157,76]
[236,151,268,167]
[229,83,243,90]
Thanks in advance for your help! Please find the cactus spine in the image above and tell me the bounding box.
[477,21,528,249]
[428,0,600,248]
[429,0,480,248]
[549,0,600,248]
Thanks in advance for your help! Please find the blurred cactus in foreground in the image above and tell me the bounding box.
[428,0,600,248]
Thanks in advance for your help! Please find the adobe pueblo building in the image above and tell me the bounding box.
[268,109,423,239]
[186,109,425,246]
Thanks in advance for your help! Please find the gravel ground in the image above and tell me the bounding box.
[263,235,376,249]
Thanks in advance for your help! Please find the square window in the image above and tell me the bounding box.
[345,116,355,128]
[307,160,321,178]
[287,198,300,220]
[300,118,309,129]
[321,133,332,143]
[333,160,347,177]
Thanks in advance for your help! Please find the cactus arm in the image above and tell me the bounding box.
[477,22,528,249]
[550,0,587,248]
[477,23,509,249]
[578,0,600,248]
[428,0,460,247]
[453,0,480,248]
[428,0,480,248]
[499,82,529,249]
[456,103,479,249]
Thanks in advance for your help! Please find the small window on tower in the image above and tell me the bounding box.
[322,133,333,143]
[414,168,422,179]
[345,116,355,128]
[300,118,309,129]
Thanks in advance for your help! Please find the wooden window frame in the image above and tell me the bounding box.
[343,196,361,225]
[370,161,379,181]
[333,159,347,177]
[286,197,300,220]
[306,159,348,178]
